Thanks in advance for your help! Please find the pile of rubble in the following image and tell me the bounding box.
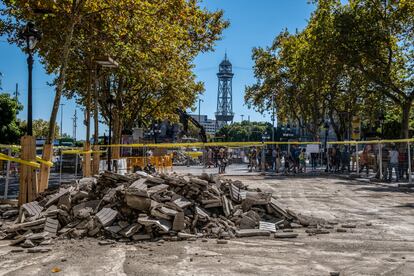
[0,172,325,250]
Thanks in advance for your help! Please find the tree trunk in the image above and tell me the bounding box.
[39,17,76,191]
[401,101,412,139]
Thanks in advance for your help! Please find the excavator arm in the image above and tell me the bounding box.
[177,109,207,143]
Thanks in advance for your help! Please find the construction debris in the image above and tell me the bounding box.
[0,171,326,249]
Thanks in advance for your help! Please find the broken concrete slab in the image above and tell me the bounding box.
[96,208,118,227]
[21,201,43,218]
[259,221,276,233]
[274,233,298,239]
[235,229,271,237]
[44,217,59,236]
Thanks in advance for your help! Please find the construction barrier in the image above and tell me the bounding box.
[2,138,414,200]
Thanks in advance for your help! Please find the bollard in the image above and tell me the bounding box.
[4,148,11,200]
[59,150,63,184]
[379,143,382,180]
[261,144,266,174]
[356,143,359,176]
[74,153,78,178]
[408,142,412,185]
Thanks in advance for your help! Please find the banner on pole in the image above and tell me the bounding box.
[351,116,361,140]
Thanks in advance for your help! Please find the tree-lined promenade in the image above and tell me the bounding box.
[246,0,414,140]
[0,0,228,201]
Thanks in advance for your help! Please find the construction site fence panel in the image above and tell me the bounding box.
[2,139,414,200]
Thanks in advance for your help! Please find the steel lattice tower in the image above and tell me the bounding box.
[215,54,234,130]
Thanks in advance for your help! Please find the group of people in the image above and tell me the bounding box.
[247,145,308,174]
[205,147,229,174]
[359,144,409,182]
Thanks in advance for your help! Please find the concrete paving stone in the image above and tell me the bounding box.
[274,232,299,239]
[96,208,118,227]
[44,217,59,236]
[235,229,271,237]
[259,221,277,233]
[21,201,43,217]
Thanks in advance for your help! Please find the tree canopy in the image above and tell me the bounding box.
[0,0,229,144]
[246,0,414,139]
[216,121,273,142]
[0,93,23,144]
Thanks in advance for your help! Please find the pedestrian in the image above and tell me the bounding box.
[274,147,281,173]
[248,147,257,172]
[381,145,389,180]
[310,152,317,171]
[299,148,306,173]
[388,145,399,182]
[207,148,213,168]
[398,145,408,180]
[359,146,369,176]
[341,146,350,172]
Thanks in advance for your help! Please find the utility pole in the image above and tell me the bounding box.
[241,114,244,122]
[60,103,65,138]
[198,98,203,123]
[247,115,251,141]
[271,94,275,142]
[15,83,19,103]
[72,108,78,142]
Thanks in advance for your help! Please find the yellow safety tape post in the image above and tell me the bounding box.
[0,153,40,168]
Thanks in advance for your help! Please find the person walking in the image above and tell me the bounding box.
[380,145,390,181]
[398,146,408,180]
[388,145,399,182]
[207,148,213,168]
[274,147,281,173]
[359,147,369,176]
[299,148,306,173]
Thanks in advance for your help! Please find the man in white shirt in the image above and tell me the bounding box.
[388,145,399,182]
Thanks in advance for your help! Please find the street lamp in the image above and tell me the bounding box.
[60,103,65,139]
[106,91,116,171]
[18,22,42,136]
[324,120,330,172]
[198,98,203,123]
[378,112,385,139]
[153,123,161,143]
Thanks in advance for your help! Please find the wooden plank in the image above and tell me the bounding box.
[83,142,91,177]
[92,145,100,175]
[38,144,53,192]
[18,136,37,205]
[27,136,37,202]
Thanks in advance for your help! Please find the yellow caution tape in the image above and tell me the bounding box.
[185,152,203,157]
[36,156,54,167]
[61,149,107,155]
[0,153,40,168]
[265,141,322,145]
[0,144,21,150]
[328,139,414,145]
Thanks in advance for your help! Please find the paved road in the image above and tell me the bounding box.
[1,174,413,275]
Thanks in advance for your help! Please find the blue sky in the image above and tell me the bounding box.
[0,0,315,139]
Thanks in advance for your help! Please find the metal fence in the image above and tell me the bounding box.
[1,140,413,200]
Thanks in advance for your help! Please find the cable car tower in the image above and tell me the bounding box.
[215,53,234,130]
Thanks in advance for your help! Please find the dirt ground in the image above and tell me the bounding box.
[1,175,414,276]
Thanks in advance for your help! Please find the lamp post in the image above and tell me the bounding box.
[17,22,42,205]
[198,98,203,123]
[60,103,65,139]
[91,56,119,175]
[107,92,115,171]
[271,94,276,142]
[379,112,385,139]
[324,120,330,172]
[18,22,42,136]
[153,123,161,144]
